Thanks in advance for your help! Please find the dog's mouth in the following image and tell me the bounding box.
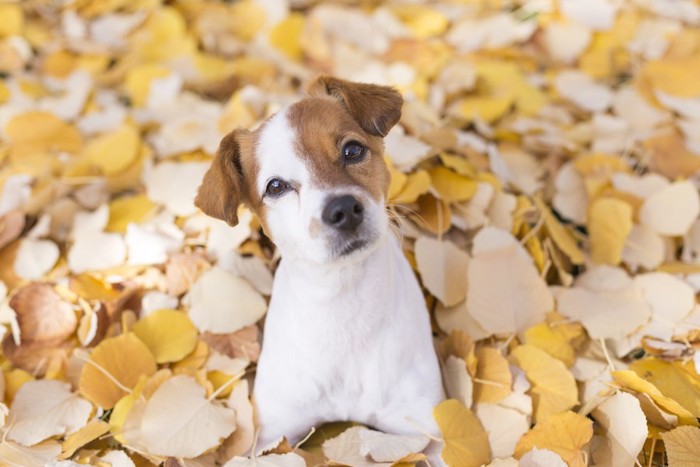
[338,239,368,257]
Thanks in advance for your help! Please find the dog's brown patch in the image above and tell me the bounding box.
[287,97,391,201]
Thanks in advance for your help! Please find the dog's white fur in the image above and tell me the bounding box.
[255,109,443,453]
[196,78,445,460]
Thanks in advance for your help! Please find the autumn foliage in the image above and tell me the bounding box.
[1,0,700,466]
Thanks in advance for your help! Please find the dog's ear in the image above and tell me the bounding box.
[307,76,403,137]
[195,130,248,226]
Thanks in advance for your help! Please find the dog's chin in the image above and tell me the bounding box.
[329,234,378,262]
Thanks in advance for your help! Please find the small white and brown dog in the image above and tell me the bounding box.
[195,77,444,458]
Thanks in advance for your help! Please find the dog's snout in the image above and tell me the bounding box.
[322,195,364,231]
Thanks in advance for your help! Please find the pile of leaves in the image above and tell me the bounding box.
[1,0,700,465]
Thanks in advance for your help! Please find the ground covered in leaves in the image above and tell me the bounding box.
[1,0,700,466]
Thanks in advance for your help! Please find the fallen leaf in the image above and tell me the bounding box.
[185,267,267,334]
[8,379,93,446]
[661,425,700,467]
[79,333,157,408]
[591,392,648,466]
[629,358,700,417]
[132,309,198,363]
[138,375,237,458]
[414,236,469,307]
[434,399,491,467]
[467,227,553,336]
[475,403,529,458]
[588,197,633,265]
[9,283,76,345]
[223,453,306,467]
[509,345,578,422]
[639,180,700,236]
[514,411,592,467]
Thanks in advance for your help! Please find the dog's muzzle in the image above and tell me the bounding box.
[322,195,364,232]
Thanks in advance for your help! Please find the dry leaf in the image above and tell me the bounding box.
[224,453,306,467]
[132,309,198,363]
[639,180,700,236]
[8,380,93,446]
[475,403,529,458]
[434,399,491,467]
[443,355,473,408]
[79,333,157,408]
[138,375,237,458]
[414,236,469,307]
[661,426,700,467]
[9,283,76,346]
[509,345,578,422]
[185,267,267,334]
[591,392,648,466]
[514,411,592,467]
[467,227,553,336]
[588,197,633,265]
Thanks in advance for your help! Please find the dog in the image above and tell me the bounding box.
[195,76,445,460]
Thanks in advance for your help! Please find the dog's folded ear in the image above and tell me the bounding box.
[307,76,403,137]
[195,129,248,227]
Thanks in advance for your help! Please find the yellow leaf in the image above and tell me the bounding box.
[229,0,266,41]
[4,369,34,404]
[455,95,513,123]
[132,310,198,364]
[523,322,575,368]
[629,359,700,418]
[79,333,157,409]
[124,64,171,107]
[509,345,578,422]
[414,194,451,235]
[387,164,408,202]
[533,196,585,265]
[269,14,305,60]
[588,197,633,265]
[612,370,698,426]
[514,411,592,467]
[0,4,23,37]
[643,56,700,98]
[60,419,110,459]
[84,125,141,176]
[440,153,477,178]
[5,111,82,155]
[0,81,9,104]
[106,195,157,233]
[392,169,431,204]
[173,340,210,374]
[428,166,478,203]
[473,347,512,403]
[434,399,491,467]
[661,426,700,467]
[391,5,449,38]
[109,375,148,444]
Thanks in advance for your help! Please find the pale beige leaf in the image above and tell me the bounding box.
[519,448,568,467]
[661,426,700,467]
[8,380,92,446]
[68,230,126,273]
[139,375,236,458]
[639,180,700,236]
[555,70,612,112]
[591,392,648,467]
[323,426,390,467]
[0,439,61,467]
[146,161,210,216]
[443,355,473,408]
[622,224,665,270]
[415,236,469,307]
[467,227,553,336]
[556,266,651,341]
[223,453,306,467]
[185,267,267,334]
[475,403,529,458]
[358,429,429,462]
[13,238,59,280]
[220,380,254,460]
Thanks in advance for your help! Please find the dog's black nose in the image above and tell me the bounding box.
[322,195,364,231]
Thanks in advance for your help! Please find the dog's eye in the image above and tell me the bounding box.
[342,141,366,164]
[265,178,289,197]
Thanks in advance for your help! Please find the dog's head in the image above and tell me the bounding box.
[195,77,403,264]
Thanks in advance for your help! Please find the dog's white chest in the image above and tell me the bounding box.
[253,235,443,442]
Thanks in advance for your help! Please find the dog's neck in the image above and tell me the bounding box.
[273,231,405,313]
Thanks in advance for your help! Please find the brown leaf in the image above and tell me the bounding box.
[201,325,261,363]
[0,210,25,250]
[10,283,77,346]
[165,252,211,296]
